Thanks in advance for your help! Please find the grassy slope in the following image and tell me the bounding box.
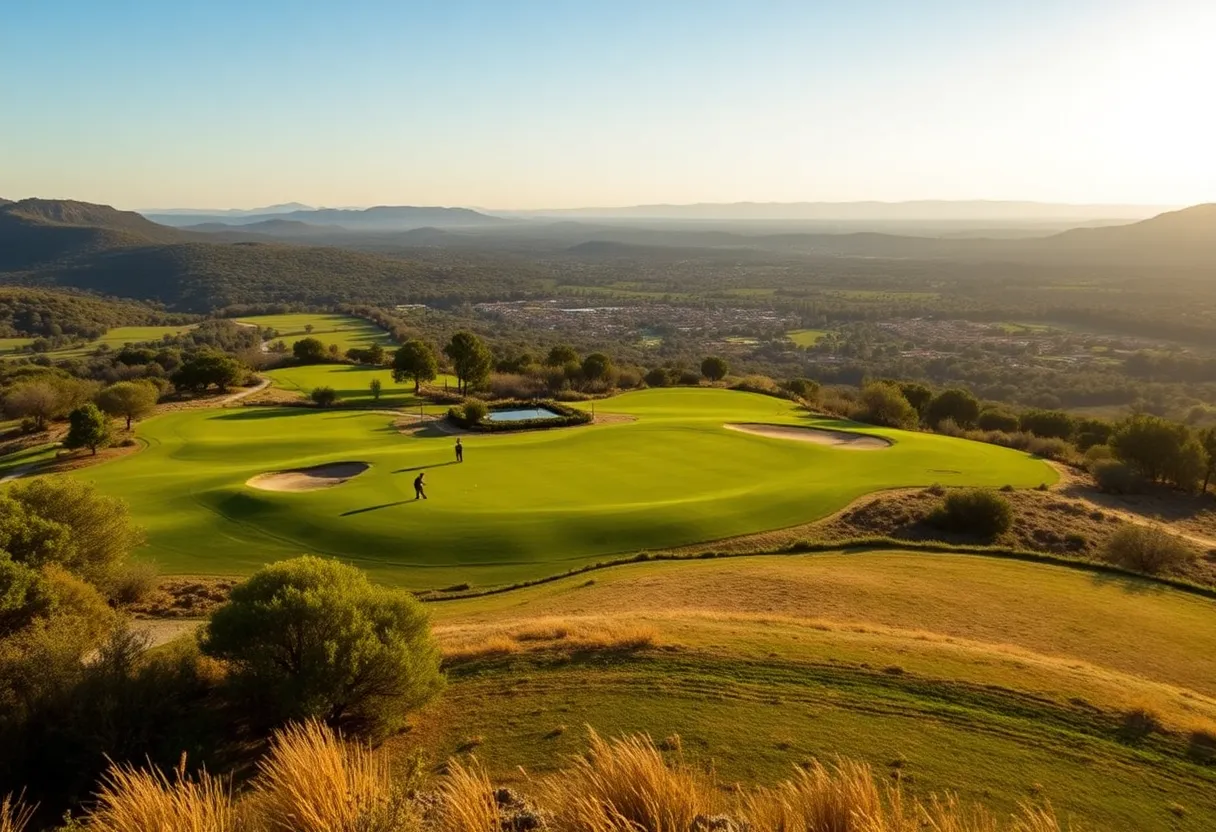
[1,325,198,361]
[786,328,827,346]
[78,388,1054,586]
[236,313,394,352]
[264,363,459,408]
[410,551,1216,831]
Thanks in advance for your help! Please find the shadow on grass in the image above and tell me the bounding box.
[394,461,459,474]
[212,408,318,421]
[341,499,419,517]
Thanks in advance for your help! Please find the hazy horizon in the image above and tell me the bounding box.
[3,0,1214,210]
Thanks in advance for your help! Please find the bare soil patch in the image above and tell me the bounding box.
[725,423,890,449]
[246,461,369,492]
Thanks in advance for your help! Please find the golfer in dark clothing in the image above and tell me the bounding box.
[414,472,427,500]
[455,438,463,463]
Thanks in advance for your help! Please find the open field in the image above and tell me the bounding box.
[410,551,1216,831]
[77,388,1053,586]
[262,363,459,408]
[236,312,396,351]
[786,328,828,346]
[0,325,197,360]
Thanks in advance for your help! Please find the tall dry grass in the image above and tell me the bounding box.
[441,616,659,663]
[742,758,888,831]
[0,794,34,832]
[544,730,717,832]
[251,720,415,832]
[436,759,501,832]
[87,758,239,832]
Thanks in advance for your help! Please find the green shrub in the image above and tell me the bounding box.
[463,399,489,424]
[1101,525,1195,574]
[1091,460,1145,494]
[929,489,1013,538]
[977,408,1019,433]
[855,382,918,429]
[310,386,338,407]
[1026,436,1072,461]
[1083,444,1115,468]
[201,556,443,737]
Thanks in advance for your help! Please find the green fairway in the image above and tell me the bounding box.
[786,328,827,346]
[263,363,459,408]
[413,552,1216,831]
[0,336,34,356]
[78,389,1054,586]
[236,313,394,351]
[0,326,196,360]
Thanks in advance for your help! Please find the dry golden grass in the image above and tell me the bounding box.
[742,758,888,831]
[543,730,718,832]
[0,794,34,832]
[435,759,501,832]
[87,757,239,832]
[251,720,414,832]
[440,615,659,663]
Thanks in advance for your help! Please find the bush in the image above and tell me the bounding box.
[107,560,159,606]
[926,388,979,429]
[1018,409,1075,440]
[700,356,729,382]
[1084,444,1115,468]
[310,386,338,407]
[463,399,489,424]
[782,378,821,403]
[487,373,546,400]
[1091,460,1145,494]
[977,408,1020,433]
[1026,436,1072,461]
[929,489,1013,538]
[201,556,443,737]
[644,367,671,388]
[855,382,918,429]
[1101,525,1196,574]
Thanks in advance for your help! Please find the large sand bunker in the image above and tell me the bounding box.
[247,461,370,492]
[725,423,891,450]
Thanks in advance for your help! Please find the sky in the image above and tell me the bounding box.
[1,0,1213,210]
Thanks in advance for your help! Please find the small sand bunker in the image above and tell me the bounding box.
[725,423,891,450]
[247,461,370,492]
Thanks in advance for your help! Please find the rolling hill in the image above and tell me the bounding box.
[147,204,504,230]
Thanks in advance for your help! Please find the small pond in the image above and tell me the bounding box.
[487,406,564,423]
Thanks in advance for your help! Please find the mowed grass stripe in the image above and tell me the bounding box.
[78,389,1055,586]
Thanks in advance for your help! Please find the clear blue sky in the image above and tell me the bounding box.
[2,0,1212,209]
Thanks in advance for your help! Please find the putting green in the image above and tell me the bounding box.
[78,389,1055,587]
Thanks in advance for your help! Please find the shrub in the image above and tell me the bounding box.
[677,370,702,386]
[700,356,729,382]
[644,367,671,388]
[201,556,443,737]
[977,408,1020,433]
[933,417,966,438]
[926,388,979,429]
[1091,460,1145,494]
[1026,436,1072,461]
[782,378,820,403]
[855,381,918,429]
[107,560,159,606]
[1101,525,1196,574]
[463,400,489,424]
[310,387,338,407]
[487,373,546,400]
[1084,444,1115,468]
[929,489,1013,538]
[292,337,328,364]
[1018,409,1075,440]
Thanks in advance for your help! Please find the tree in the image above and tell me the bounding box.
[783,378,820,403]
[292,337,327,364]
[977,408,1020,433]
[897,382,933,418]
[369,378,382,401]
[644,367,671,388]
[97,381,159,430]
[1201,427,1216,492]
[701,356,729,382]
[1111,415,1189,484]
[65,404,111,456]
[304,324,314,334]
[927,388,980,429]
[392,340,438,393]
[581,353,613,383]
[2,381,61,431]
[1018,409,1075,440]
[171,352,244,393]
[545,345,579,367]
[311,386,338,407]
[0,553,54,636]
[857,382,918,429]
[444,332,493,396]
[201,556,443,736]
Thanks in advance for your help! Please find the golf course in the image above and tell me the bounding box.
[80,387,1055,586]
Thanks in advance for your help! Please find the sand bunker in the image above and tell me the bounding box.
[725,423,891,450]
[247,461,370,492]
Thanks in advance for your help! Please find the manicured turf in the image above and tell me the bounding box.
[264,363,458,409]
[236,313,394,351]
[410,552,1216,831]
[786,328,827,346]
[0,326,196,360]
[0,337,33,356]
[78,388,1054,586]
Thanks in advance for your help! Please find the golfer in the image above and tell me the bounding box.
[455,438,464,463]
[414,472,427,500]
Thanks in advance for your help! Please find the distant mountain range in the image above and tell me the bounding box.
[146,202,314,217]
[146,205,504,231]
[501,200,1173,223]
[0,197,1212,312]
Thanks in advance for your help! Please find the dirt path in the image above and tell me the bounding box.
[1047,461,1216,551]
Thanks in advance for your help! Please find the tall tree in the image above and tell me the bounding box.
[392,340,438,393]
[582,353,613,383]
[443,332,493,396]
[545,345,579,367]
[97,381,159,430]
[926,388,980,429]
[64,404,111,456]
[700,356,729,382]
